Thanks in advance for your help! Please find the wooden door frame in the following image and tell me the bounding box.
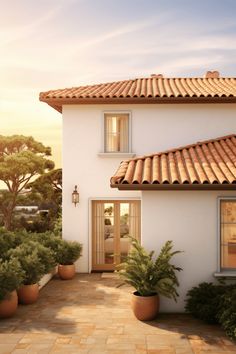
[91,199,141,272]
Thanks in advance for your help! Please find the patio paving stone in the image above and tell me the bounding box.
[0,273,235,353]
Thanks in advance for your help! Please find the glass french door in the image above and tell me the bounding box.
[92,200,141,271]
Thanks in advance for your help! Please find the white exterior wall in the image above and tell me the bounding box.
[62,103,236,273]
[142,191,236,312]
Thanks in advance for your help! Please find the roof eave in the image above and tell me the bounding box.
[39,95,236,113]
[110,183,236,191]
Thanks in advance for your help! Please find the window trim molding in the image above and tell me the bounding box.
[216,196,236,276]
[101,110,133,154]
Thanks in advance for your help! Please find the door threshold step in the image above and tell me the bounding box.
[101,272,119,279]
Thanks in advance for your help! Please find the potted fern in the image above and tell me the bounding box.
[8,241,56,304]
[0,258,24,318]
[117,238,182,321]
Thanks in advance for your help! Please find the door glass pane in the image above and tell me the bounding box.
[120,203,130,262]
[104,203,114,264]
[220,201,236,269]
[120,202,140,262]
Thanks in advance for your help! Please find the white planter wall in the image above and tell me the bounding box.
[62,103,236,273]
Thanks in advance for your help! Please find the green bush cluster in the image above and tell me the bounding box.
[8,241,56,285]
[55,239,82,265]
[217,288,236,340]
[0,257,24,301]
[185,282,236,340]
[0,228,82,301]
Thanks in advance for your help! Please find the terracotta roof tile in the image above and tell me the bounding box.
[110,135,236,190]
[39,76,236,112]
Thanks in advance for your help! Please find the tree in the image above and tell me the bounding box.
[29,168,62,205]
[0,135,54,230]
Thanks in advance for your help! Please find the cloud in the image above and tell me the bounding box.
[0,0,76,47]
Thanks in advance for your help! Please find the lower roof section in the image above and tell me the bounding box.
[110,135,236,191]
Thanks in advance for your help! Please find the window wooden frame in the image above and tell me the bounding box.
[218,197,236,273]
[101,111,132,154]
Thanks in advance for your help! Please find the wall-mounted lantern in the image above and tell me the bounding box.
[72,185,79,206]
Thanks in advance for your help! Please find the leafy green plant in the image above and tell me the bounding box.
[27,231,61,261]
[56,240,83,265]
[0,257,24,301]
[0,228,22,258]
[185,282,226,323]
[185,282,236,340]
[217,287,236,340]
[8,241,56,285]
[117,238,182,299]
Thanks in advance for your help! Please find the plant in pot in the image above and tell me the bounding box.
[0,257,24,318]
[8,241,56,304]
[56,239,82,280]
[117,238,182,321]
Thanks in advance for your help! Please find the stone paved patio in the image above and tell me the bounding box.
[0,273,235,353]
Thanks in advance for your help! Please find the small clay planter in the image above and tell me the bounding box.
[18,284,39,304]
[0,290,18,318]
[131,292,160,321]
[58,264,75,280]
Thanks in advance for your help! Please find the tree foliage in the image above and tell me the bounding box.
[0,135,54,230]
[28,168,62,207]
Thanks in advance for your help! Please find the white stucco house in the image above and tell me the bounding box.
[40,71,236,311]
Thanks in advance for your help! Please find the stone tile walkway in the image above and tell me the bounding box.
[0,273,235,353]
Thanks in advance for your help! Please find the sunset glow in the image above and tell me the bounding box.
[1,0,236,167]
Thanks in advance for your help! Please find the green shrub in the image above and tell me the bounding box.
[185,282,236,340]
[217,287,236,340]
[117,238,182,299]
[0,257,24,301]
[56,240,82,265]
[8,241,56,285]
[0,228,22,258]
[185,282,226,323]
[26,231,61,261]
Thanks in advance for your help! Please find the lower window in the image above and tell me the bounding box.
[92,200,141,271]
[220,199,236,270]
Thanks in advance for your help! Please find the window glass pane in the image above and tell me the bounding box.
[104,114,129,152]
[220,200,236,269]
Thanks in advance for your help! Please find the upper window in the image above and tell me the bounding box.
[104,113,129,153]
[220,199,236,271]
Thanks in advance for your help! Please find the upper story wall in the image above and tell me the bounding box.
[63,103,236,157]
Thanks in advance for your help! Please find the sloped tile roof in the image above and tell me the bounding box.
[39,76,236,112]
[110,135,236,190]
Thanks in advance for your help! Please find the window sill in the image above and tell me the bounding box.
[98,153,136,158]
[214,271,236,278]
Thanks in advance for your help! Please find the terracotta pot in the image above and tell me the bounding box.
[131,291,160,321]
[58,264,75,280]
[0,290,18,318]
[17,284,39,304]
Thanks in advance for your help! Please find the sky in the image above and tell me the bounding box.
[1,0,236,167]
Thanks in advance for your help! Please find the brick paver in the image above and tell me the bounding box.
[0,273,235,353]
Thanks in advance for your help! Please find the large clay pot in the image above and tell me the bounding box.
[0,290,18,318]
[18,284,39,304]
[58,264,75,280]
[131,292,160,321]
